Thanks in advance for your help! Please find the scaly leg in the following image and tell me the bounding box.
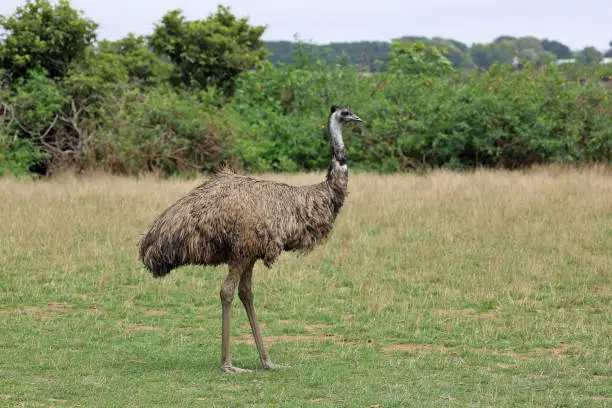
[238,262,287,370]
[220,260,250,373]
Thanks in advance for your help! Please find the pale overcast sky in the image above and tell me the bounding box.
[1,0,611,51]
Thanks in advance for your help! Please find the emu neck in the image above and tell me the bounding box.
[325,116,348,217]
[328,117,347,165]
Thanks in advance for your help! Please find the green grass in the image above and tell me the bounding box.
[1,167,611,407]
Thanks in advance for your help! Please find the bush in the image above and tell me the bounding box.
[95,86,231,175]
[0,134,45,176]
[0,24,610,176]
[228,59,376,171]
[227,54,611,172]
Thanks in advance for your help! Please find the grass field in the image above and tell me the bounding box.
[1,166,611,407]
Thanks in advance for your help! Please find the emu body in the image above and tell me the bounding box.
[139,105,362,372]
[140,164,346,275]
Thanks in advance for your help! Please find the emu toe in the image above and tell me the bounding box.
[222,365,252,374]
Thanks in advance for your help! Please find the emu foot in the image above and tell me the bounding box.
[222,364,252,374]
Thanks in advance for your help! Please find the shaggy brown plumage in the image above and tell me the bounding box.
[139,162,347,275]
[139,105,362,373]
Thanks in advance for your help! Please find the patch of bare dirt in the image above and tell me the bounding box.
[304,324,334,331]
[142,308,171,316]
[488,343,581,361]
[537,342,580,358]
[131,325,161,332]
[476,311,503,322]
[501,351,530,360]
[496,363,517,369]
[338,338,376,347]
[0,302,74,320]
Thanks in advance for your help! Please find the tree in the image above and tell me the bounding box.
[533,51,557,66]
[605,40,612,58]
[0,0,98,82]
[388,41,453,75]
[470,41,515,68]
[494,35,516,43]
[541,39,572,59]
[516,36,543,53]
[98,34,170,86]
[395,36,474,69]
[575,46,603,65]
[149,5,267,94]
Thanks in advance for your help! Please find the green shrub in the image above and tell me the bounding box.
[1,32,610,176]
[96,86,231,175]
[0,134,45,176]
[227,54,611,172]
[8,69,67,136]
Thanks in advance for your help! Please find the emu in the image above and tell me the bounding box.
[139,105,362,373]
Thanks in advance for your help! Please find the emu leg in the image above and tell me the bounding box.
[238,262,271,368]
[220,261,250,373]
[238,262,287,370]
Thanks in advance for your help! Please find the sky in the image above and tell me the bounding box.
[1,0,611,51]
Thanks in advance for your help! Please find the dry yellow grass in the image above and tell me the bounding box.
[1,165,610,306]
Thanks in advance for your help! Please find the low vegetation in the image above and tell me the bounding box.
[1,1,611,176]
[1,167,610,406]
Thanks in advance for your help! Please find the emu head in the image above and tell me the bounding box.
[330,105,362,125]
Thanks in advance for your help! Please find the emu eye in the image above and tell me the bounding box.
[341,111,349,116]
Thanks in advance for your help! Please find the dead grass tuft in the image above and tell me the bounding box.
[0,302,74,320]
[120,323,163,332]
[233,334,335,346]
[382,344,451,355]
[141,308,171,316]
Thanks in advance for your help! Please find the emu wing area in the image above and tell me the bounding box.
[140,173,336,274]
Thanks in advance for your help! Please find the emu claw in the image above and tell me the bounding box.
[222,365,252,373]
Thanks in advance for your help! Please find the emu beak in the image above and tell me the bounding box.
[350,114,363,122]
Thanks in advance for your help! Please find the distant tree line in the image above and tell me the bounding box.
[266,37,612,71]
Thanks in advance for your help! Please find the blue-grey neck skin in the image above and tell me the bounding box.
[328,112,347,165]
[325,111,349,216]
